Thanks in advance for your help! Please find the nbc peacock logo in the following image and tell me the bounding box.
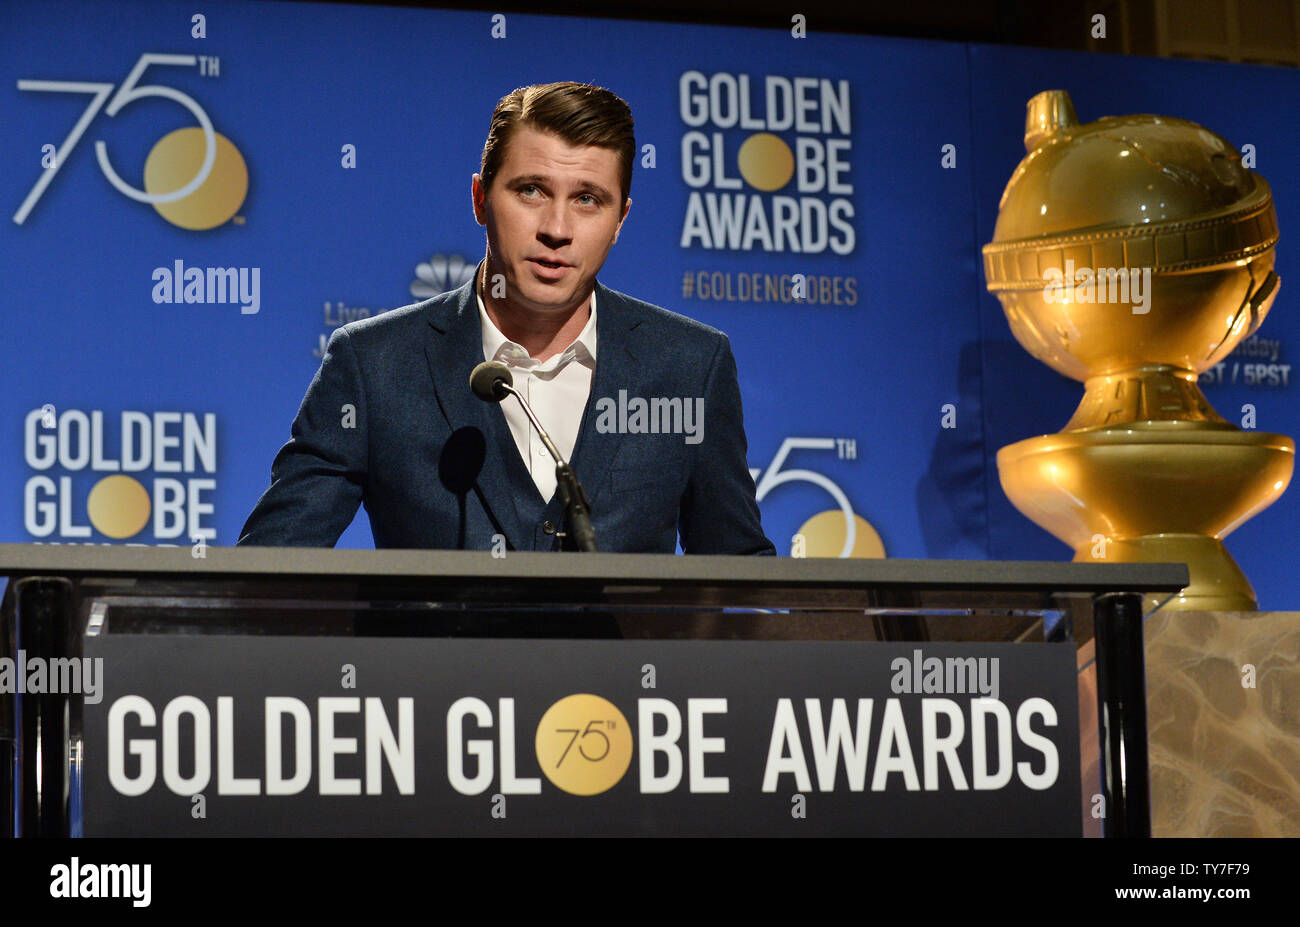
[410,253,478,299]
[14,53,248,231]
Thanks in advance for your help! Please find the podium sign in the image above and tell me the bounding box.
[1,545,1187,837]
[82,635,1080,836]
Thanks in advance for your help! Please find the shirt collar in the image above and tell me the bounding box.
[478,286,597,369]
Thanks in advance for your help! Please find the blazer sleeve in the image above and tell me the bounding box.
[237,326,369,547]
[677,333,777,555]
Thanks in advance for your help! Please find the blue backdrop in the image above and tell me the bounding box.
[2,0,1297,604]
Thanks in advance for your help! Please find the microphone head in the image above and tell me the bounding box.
[470,361,512,402]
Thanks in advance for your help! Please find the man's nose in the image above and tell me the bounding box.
[537,200,572,243]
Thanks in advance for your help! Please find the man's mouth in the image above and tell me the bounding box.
[528,257,571,280]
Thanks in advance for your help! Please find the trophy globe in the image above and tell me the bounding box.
[983,90,1292,610]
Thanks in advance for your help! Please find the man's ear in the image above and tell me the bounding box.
[471,173,487,227]
[612,197,632,244]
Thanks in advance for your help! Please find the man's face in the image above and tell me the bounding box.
[473,125,630,316]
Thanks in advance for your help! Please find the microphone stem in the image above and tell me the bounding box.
[555,464,598,552]
[500,383,563,464]
[499,382,598,552]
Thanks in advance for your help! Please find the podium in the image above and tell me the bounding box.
[0,544,1185,837]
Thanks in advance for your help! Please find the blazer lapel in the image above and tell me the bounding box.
[568,280,643,511]
[424,271,528,548]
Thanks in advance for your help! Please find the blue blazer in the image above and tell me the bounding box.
[237,273,775,555]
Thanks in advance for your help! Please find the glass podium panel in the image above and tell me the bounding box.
[1,546,1186,837]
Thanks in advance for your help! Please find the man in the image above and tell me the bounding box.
[238,81,774,555]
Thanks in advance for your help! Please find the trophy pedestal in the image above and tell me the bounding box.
[1077,535,1255,611]
[998,422,1294,610]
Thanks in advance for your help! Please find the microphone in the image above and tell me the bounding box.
[470,360,512,403]
[468,360,598,552]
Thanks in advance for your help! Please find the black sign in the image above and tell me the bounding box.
[81,635,1081,835]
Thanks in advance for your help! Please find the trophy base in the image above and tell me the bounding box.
[1072,534,1258,612]
[997,422,1294,611]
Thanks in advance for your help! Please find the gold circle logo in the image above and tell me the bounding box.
[796,510,887,558]
[737,133,795,192]
[144,127,249,230]
[86,475,151,538]
[534,694,632,796]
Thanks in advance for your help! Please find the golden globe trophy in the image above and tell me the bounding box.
[983,90,1291,610]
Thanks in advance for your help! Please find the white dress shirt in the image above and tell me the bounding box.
[478,288,597,502]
